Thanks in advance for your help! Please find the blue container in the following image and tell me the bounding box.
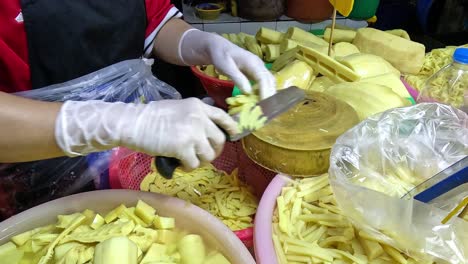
[417,0,434,32]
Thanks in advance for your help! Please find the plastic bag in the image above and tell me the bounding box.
[0,59,180,220]
[329,103,468,264]
[16,59,180,102]
[429,184,468,213]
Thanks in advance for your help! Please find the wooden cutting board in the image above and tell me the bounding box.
[242,91,359,177]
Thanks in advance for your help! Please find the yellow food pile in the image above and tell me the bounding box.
[196,65,230,81]
[404,44,468,109]
[140,161,258,231]
[223,27,418,123]
[404,44,468,91]
[226,94,259,115]
[226,94,267,132]
[272,174,434,264]
[0,200,230,264]
[423,73,468,108]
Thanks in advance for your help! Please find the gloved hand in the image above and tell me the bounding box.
[178,29,276,99]
[55,98,238,169]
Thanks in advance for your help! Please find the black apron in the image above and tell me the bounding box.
[21,0,147,88]
[0,0,147,220]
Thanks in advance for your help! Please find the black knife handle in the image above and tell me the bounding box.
[155,126,234,179]
[218,125,231,141]
[155,156,180,179]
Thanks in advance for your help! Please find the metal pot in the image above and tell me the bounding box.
[237,0,285,21]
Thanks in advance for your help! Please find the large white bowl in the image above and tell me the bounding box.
[0,190,255,264]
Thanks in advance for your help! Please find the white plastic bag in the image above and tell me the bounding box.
[329,103,468,264]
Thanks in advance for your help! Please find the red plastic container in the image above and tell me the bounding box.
[108,141,276,249]
[190,66,234,110]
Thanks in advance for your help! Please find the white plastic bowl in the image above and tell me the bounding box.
[0,190,255,264]
[253,174,290,264]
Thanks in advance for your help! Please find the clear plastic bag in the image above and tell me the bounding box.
[0,59,180,220]
[329,103,468,264]
[429,184,468,213]
[16,59,180,103]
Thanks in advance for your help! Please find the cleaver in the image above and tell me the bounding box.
[155,86,306,179]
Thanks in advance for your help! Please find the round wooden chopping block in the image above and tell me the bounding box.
[242,91,359,177]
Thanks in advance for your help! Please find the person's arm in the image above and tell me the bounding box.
[0,92,64,162]
[0,92,237,169]
[152,18,192,66]
[153,18,277,99]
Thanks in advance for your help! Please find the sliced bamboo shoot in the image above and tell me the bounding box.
[256,27,284,44]
[324,28,356,43]
[286,27,328,46]
[265,44,281,62]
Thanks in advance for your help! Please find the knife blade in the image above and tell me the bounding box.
[156,86,306,179]
[229,86,306,141]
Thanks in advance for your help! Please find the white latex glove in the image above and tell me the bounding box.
[55,98,238,169]
[178,29,276,99]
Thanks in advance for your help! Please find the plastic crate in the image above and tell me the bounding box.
[108,141,277,248]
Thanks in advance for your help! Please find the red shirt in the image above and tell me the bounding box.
[0,0,181,93]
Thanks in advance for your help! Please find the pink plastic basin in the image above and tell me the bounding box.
[253,174,291,264]
[401,77,420,100]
